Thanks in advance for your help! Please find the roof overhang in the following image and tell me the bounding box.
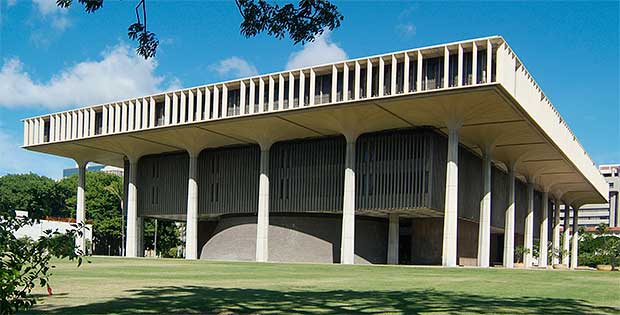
[25,84,607,204]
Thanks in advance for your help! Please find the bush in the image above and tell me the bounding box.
[578,228,620,268]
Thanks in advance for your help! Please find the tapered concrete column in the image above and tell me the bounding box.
[186,153,199,259]
[539,192,549,268]
[126,157,141,257]
[503,167,516,268]
[75,161,87,254]
[477,150,492,267]
[562,202,571,266]
[387,213,399,265]
[341,137,357,264]
[256,146,270,262]
[442,122,461,267]
[523,182,534,268]
[571,205,579,269]
[552,198,561,265]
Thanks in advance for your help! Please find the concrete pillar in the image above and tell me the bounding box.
[539,192,549,268]
[503,168,515,268]
[571,205,579,269]
[523,182,534,268]
[256,146,270,262]
[75,162,87,254]
[387,213,399,265]
[552,198,561,265]
[562,202,571,266]
[185,153,199,259]
[477,150,492,267]
[341,137,357,264]
[610,192,618,228]
[442,123,460,267]
[126,158,141,257]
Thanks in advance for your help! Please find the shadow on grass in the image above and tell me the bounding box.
[29,286,618,315]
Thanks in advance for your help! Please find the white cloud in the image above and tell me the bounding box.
[0,44,177,109]
[396,23,416,36]
[211,57,258,79]
[285,31,347,70]
[0,128,70,179]
[31,0,71,31]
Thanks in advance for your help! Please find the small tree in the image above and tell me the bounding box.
[515,246,530,264]
[0,209,85,315]
[596,223,620,270]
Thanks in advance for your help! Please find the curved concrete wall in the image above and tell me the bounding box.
[199,214,388,264]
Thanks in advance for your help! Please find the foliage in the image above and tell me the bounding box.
[0,174,71,218]
[58,172,124,255]
[143,219,181,258]
[56,0,343,59]
[578,224,620,268]
[0,206,84,314]
[236,0,343,44]
[514,246,530,264]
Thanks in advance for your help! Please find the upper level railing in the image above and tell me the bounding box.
[22,36,502,147]
[21,35,605,197]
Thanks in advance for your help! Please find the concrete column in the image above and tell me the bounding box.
[443,46,450,88]
[523,182,534,268]
[342,64,349,101]
[188,91,195,121]
[552,198,561,265]
[416,51,423,91]
[298,71,305,106]
[288,72,296,105]
[366,60,373,98]
[268,77,274,111]
[571,206,579,269]
[258,78,265,112]
[472,42,478,84]
[477,150,492,267]
[341,137,357,264]
[442,123,460,267]
[126,158,141,257]
[186,153,199,259]
[331,65,338,103]
[457,44,463,87]
[309,69,316,105]
[503,168,515,268]
[562,202,571,266]
[610,193,618,228]
[403,53,410,92]
[539,192,549,268]
[75,162,87,254]
[387,213,399,265]
[354,61,360,99]
[221,84,228,117]
[256,146,270,262]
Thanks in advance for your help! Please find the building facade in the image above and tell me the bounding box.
[560,164,619,229]
[22,36,608,268]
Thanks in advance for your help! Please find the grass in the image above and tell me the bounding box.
[23,256,620,314]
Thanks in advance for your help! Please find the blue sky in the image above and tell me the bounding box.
[0,0,618,179]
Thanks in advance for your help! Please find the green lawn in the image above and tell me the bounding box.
[23,256,620,315]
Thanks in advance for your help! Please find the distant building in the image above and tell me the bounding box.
[13,210,93,254]
[560,164,619,229]
[63,165,123,178]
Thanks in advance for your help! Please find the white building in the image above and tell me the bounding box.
[13,210,93,254]
[561,164,620,229]
[21,36,608,269]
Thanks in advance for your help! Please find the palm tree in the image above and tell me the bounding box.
[104,180,124,256]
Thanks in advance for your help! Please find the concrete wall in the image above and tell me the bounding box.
[410,218,515,266]
[198,214,388,264]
